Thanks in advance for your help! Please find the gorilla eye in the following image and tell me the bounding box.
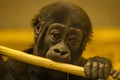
[53,33,61,40]
[50,31,61,41]
[68,35,77,43]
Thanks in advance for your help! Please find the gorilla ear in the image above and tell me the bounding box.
[32,14,41,28]
[32,14,46,42]
[34,24,43,42]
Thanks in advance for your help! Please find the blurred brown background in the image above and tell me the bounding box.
[0,0,120,72]
[0,0,120,28]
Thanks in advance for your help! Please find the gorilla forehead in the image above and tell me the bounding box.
[48,23,83,34]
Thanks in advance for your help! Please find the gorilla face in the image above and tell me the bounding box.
[45,23,83,63]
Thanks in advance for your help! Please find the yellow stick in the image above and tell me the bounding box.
[0,46,85,77]
[0,46,112,79]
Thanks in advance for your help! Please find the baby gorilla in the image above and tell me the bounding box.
[32,2,111,80]
[0,2,116,80]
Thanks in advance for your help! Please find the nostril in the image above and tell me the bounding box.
[53,49,60,53]
[61,51,68,55]
[53,49,68,55]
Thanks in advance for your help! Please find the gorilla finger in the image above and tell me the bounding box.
[104,64,111,78]
[117,73,120,80]
[92,62,98,78]
[113,71,120,79]
[98,63,104,78]
[84,61,92,78]
[110,69,116,75]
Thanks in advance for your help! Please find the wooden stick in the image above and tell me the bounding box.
[0,46,112,79]
[0,46,85,77]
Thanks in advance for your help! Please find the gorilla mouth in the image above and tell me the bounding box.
[45,50,71,63]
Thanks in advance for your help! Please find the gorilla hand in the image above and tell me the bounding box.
[84,56,112,80]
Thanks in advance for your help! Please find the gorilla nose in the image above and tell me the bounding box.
[53,49,68,55]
